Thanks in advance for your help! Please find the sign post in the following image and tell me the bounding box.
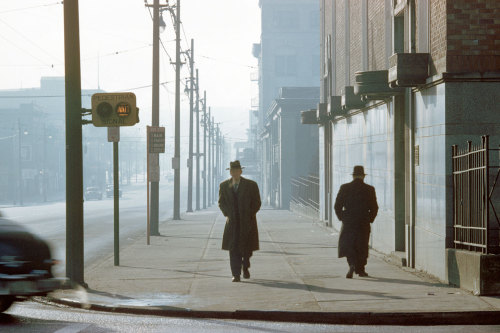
[146,126,165,244]
[108,127,120,265]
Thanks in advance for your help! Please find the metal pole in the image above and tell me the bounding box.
[215,124,220,192]
[113,141,119,266]
[18,120,23,206]
[195,69,200,210]
[147,132,150,245]
[202,91,207,209]
[173,0,181,220]
[207,108,212,206]
[187,38,194,213]
[150,0,160,235]
[212,117,216,204]
[64,0,84,285]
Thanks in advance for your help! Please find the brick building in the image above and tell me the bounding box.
[313,0,500,291]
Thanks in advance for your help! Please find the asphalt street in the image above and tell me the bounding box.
[0,181,182,276]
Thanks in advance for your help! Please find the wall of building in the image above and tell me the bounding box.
[413,79,500,281]
[259,0,320,119]
[331,102,397,254]
[413,83,447,279]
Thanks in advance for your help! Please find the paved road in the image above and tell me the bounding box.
[3,300,500,332]
[0,181,182,276]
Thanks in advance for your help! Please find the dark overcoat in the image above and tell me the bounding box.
[219,177,261,253]
[334,178,378,260]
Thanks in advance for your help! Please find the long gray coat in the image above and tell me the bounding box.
[219,177,261,253]
[334,178,378,260]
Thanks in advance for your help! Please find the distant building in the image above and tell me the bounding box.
[262,87,319,208]
[254,0,321,204]
[315,0,500,291]
[0,77,112,204]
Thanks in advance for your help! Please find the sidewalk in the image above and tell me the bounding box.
[50,206,500,324]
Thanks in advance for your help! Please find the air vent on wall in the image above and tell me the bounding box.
[341,86,365,111]
[388,53,430,87]
[354,70,404,101]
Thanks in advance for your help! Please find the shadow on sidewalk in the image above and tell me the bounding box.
[119,265,228,279]
[152,234,338,248]
[244,279,404,299]
[366,276,450,288]
[86,288,136,300]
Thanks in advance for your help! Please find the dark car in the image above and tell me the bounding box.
[0,216,64,312]
[85,186,102,200]
[105,185,122,198]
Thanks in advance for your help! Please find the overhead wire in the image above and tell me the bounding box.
[0,1,62,14]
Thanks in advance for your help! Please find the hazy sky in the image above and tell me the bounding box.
[0,0,261,144]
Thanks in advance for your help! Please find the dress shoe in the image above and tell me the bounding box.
[358,271,369,277]
[346,265,355,279]
[243,268,250,279]
[232,276,241,282]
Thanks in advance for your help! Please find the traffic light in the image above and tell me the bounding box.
[91,92,139,127]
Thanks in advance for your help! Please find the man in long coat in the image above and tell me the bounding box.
[334,165,378,278]
[219,160,261,282]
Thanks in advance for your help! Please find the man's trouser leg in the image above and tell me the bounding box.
[355,228,370,273]
[229,250,242,277]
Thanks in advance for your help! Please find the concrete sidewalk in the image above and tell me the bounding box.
[50,207,500,324]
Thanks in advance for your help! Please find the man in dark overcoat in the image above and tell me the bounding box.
[218,160,261,282]
[334,165,378,278]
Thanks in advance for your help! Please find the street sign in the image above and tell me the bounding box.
[147,126,165,153]
[91,92,139,127]
[108,127,120,142]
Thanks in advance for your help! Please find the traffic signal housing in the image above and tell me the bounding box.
[91,92,139,127]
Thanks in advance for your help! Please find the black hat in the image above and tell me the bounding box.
[352,165,366,176]
[227,160,244,170]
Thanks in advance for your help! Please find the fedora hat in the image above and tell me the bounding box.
[226,160,245,170]
[351,165,366,176]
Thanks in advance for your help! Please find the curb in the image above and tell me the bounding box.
[47,297,500,325]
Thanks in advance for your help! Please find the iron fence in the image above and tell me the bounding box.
[452,135,500,254]
[290,174,319,219]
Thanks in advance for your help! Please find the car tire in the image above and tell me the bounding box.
[0,296,15,312]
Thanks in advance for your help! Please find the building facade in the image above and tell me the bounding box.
[317,0,500,284]
[255,0,321,205]
[262,87,319,209]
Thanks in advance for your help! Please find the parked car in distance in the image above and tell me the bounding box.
[106,184,122,198]
[85,186,102,200]
[0,214,65,312]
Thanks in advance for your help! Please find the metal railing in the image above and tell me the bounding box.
[452,135,500,254]
[290,174,319,219]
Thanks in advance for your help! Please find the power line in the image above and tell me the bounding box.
[0,1,62,14]
[0,16,62,65]
[0,80,174,98]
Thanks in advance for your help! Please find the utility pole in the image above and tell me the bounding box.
[187,38,194,213]
[17,120,23,206]
[207,108,212,206]
[64,0,84,285]
[146,0,164,235]
[215,123,220,195]
[202,91,207,209]
[173,0,181,220]
[195,69,200,210]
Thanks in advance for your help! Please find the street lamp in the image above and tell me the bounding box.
[159,13,166,33]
